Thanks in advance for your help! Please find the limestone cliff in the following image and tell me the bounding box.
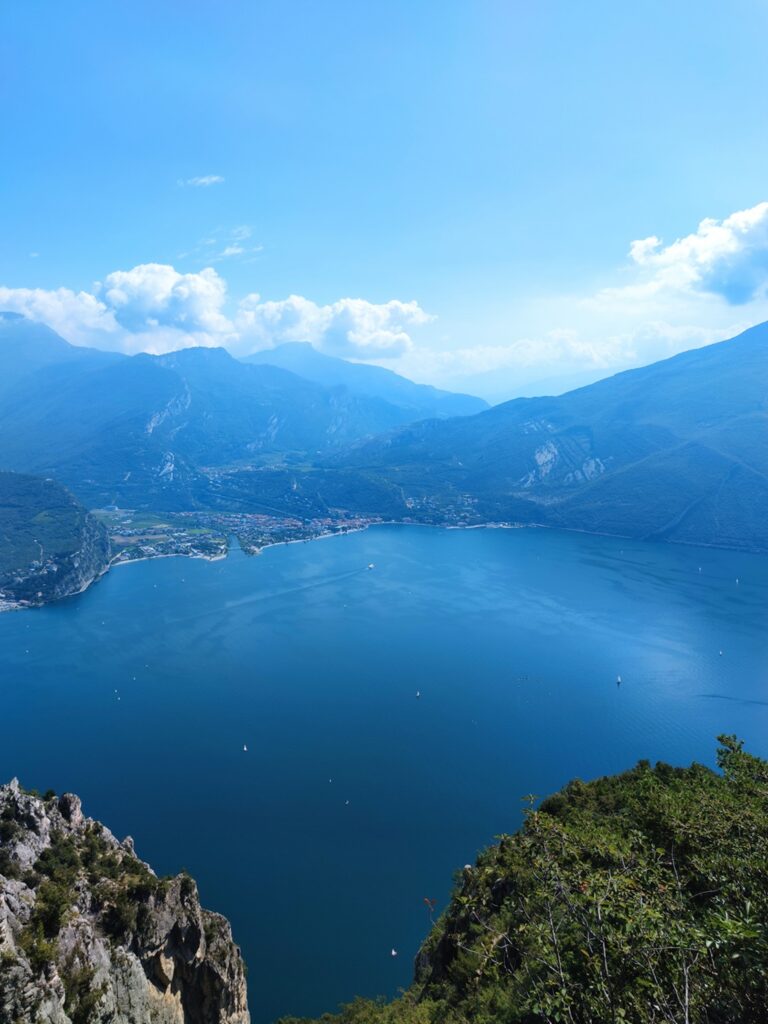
[0,780,249,1024]
[0,472,111,610]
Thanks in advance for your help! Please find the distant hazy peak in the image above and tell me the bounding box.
[242,341,489,418]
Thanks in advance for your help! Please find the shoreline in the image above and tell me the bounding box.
[248,523,372,554]
[4,517,764,615]
[0,562,111,614]
[109,549,228,569]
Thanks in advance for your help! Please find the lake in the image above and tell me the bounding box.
[1,525,767,1022]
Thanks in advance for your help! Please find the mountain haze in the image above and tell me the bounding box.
[1,315,766,551]
[242,342,488,417]
[330,323,768,549]
[0,317,465,507]
[0,312,122,399]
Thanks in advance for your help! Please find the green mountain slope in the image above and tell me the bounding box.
[3,315,767,550]
[0,312,121,399]
[282,737,768,1024]
[330,323,768,549]
[0,471,110,606]
[243,343,488,418]
[0,318,448,507]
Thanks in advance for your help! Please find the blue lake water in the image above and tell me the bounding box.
[1,525,767,1022]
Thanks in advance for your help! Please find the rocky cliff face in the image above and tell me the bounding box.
[0,780,249,1024]
[28,510,111,607]
[0,471,112,610]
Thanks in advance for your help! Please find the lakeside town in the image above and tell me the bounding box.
[95,508,386,564]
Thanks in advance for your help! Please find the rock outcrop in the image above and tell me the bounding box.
[0,780,249,1023]
[0,472,111,610]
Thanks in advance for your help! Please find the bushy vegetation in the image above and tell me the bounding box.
[281,737,768,1024]
[0,471,109,603]
[0,793,192,1024]
[62,955,106,1024]
[6,820,172,981]
[0,472,88,576]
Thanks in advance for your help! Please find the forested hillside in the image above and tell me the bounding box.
[282,737,768,1024]
[332,323,768,550]
[0,472,109,606]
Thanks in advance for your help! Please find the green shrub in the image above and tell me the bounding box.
[17,922,58,975]
[284,737,768,1024]
[34,879,75,936]
[62,957,106,1024]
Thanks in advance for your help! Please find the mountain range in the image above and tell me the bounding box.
[330,322,768,549]
[0,312,766,550]
[242,342,487,417]
[0,313,481,508]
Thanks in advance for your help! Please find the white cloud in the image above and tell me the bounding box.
[599,200,768,307]
[387,330,627,384]
[0,285,120,346]
[0,266,234,355]
[4,201,768,395]
[385,202,768,395]
[236,295,433,358]
[179,225,263,264]
[178,175,225,187]
[100,264,232,335]
[0,264,432,360]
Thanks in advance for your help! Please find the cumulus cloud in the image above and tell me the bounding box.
[0,265,234,354]
[387,203,768,394]
[100,264,232,335]
[0,264,432,360]
[400,200,768,393]
[236,295,432,358]
[5,200,768,395]
[598,201,768,307]
[0,285,120,346]
[178,175,225,187]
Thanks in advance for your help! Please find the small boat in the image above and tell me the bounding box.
[617,675,622,685]
[390,948,398,957]
[416,690,421,698]
[243,744,248,752]
[367,563,375,570]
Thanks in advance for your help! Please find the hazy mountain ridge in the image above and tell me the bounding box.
[0,318,476,508]
[0,312,124,400]
[242,342,488,418]
[1,315,766,551]
[328,323,768,549]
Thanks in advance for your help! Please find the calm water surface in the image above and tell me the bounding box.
[2,525,767,1022]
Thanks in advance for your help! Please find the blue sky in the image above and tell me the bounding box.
[3,1,768,397]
